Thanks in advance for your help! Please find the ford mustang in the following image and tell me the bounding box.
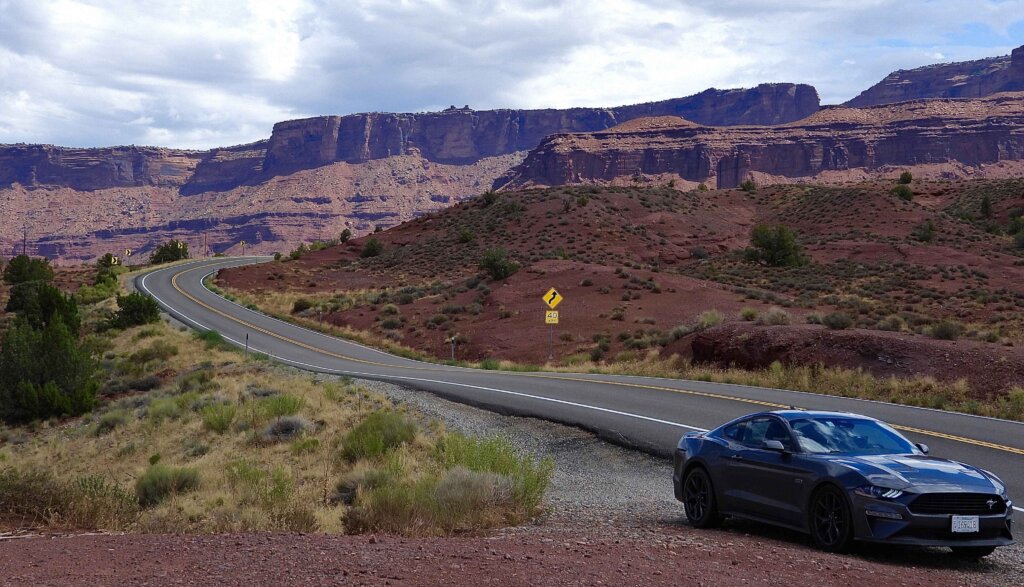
[672,410,1014,557]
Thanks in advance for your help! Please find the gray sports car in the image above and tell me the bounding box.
[672,410,1014,557]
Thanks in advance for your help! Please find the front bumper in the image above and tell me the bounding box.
[851,493,1015,547]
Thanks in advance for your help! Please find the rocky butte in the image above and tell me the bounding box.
[845,44,1024,107]
[0,84,818,261]
[495,93,1024,190]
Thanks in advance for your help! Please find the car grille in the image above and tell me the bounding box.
[908,493,1006,515]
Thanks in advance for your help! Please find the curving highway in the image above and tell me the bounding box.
[138,257,1024,510]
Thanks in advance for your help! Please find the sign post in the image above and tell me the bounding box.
[542,288,563,361]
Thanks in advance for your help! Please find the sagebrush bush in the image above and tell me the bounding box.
[342,410,417,461]
[757,307,792,326]
[931,320,963,340]
[435,434,553,514]
[822,312,853,330]
[260,416,310,442]
[739,307,758,321]
[94,409,130,436]
[696,310,724,329]
[291,298,313,314]
[134,464,200,507]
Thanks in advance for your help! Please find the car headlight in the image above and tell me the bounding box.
[854,485,904,499]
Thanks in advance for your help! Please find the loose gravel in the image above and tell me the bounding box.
[355,375,1024,587]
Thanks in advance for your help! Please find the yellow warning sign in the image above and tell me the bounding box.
[111,256,120,266]
[542,287,563,309]
[124,248,132,257]
[545,311,559,325]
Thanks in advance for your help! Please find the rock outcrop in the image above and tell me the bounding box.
[845,45,1024,107]
[262,83,820,170]
[496,93,1024,189]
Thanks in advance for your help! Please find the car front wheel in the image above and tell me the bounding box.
[682,467,721,528]
[809,485,854,552]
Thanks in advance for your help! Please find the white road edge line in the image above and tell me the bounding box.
[1015,506,1024,513]
[140,270,708,434]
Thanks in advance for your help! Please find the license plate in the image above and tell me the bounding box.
[951,515,979,533]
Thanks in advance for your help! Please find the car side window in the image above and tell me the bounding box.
[721,421,746,443]
[742,417,793,450]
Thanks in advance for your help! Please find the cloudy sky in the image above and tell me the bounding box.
[1,0,1022,149]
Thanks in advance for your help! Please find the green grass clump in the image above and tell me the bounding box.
[201,403,237,434]
[135,464,200,507]
[259,394,305,419]
[822,312,853,330]
[147,397,184,424]
[341,410,417,461]
[435,434,553,513]
[94,409,131,436]
[193,329,235,351]
[697,310,724,329]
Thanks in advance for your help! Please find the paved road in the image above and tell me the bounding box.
[138,257,1024,510]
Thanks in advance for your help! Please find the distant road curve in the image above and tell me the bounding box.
[137,257,1024,510]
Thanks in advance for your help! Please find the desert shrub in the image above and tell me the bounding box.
[147,397,184,423]
[380,303,399,316]
[805,313,823,325]
[696,310,724,329]
[361,238,384,258]
[260,394,305,419]
[580,278,593,286]
[757,308,792,326]
[912,219,936,243]
[479,248,519,281]
[1015,232,1024,250]
[291,298,313,313]
[261,416,310,442]
[130,340,178,364]
[95,409,131,436]
[435,434,553,514]
[822,312,853,330]
[479,358,501,370]
[149,240,189,264]
[201,403,237,434]
[457,228,475,243]
[339,228,353,243]
[738,307,758,321]
[980,194,993,219]
[898,171,913,184]
[891,184,914,201]
[876,315,906,332]
[0,316,98,424]
[689,247,709,260]
[744,224,807,267]
[135,464,200,507]
[342,410,417,461]
[5,281,82,337]
[739,179,757,192]
[380,317,403,330]
[931,320,962,340]
[2,255,54,284]
[192,329,234,352]
[291,437,320,455]
[0,468,137,529]
[109,292,161,329]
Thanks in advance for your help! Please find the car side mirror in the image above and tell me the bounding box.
[763,440,787,452]
[916,443,929,455]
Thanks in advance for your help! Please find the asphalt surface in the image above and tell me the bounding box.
[137,257,1024,511]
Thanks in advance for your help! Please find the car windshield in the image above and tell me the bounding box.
[789,417,917,456]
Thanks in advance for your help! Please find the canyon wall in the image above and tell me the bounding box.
[845,45,1024,107]
[496,94,1024,189]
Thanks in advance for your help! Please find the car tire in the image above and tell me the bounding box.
[950,546,996,559]
[809,485,854,553]
[682,467,721,528]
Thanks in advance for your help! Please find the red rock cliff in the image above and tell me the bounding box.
[845,45,1024,107]
[496,93,1024,189]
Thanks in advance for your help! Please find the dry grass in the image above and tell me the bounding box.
[0,320,552,534]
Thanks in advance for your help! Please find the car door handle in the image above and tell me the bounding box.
[729,455,744,461]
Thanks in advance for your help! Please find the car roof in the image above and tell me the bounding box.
[769,410,874,422]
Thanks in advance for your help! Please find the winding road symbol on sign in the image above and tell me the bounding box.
[543,288,563,309]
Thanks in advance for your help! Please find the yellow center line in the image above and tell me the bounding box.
[168,264,1024,457]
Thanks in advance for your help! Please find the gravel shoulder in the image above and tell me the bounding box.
[0,374,1019,586]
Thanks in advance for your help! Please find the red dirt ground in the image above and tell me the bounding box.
[0,525,987,587]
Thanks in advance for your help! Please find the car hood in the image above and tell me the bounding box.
[829,454,1004,493]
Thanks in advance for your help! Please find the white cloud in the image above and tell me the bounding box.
[0,0,1022,148]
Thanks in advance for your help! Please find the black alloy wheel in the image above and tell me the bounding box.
[809,486,854,552]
